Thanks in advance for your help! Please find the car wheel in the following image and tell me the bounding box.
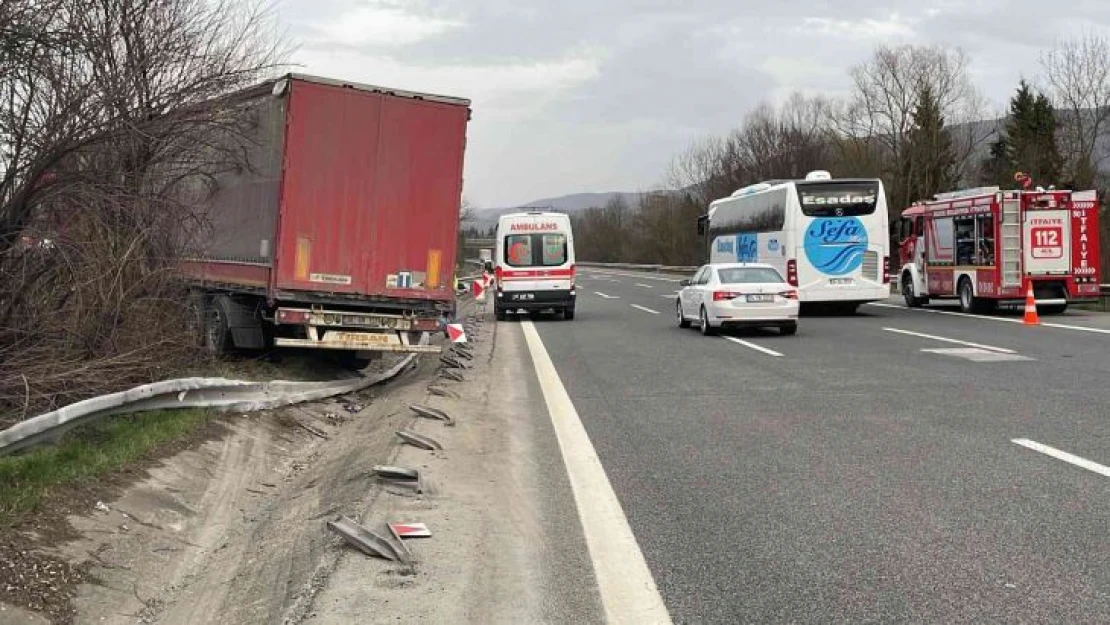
[676,300,690,328]
[564,306,575,320]
[781,322,798,336]
[699,306,716,336]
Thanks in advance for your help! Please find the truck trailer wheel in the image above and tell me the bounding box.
[204,297,231,356]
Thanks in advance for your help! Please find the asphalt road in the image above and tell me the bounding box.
[508,267,1110,624]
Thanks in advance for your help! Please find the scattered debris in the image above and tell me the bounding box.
[372,465,424,493]
[293,418,329,439]
[395,429,443,451]
[327,516,409,564]
[409,404,455,426]
[95,501,110,513]
[386,523,416,562]
[427,385,459,399]
[439,369,465,382]
[342,403,363,413]
[440,355,466,370]
[389,522,432,538]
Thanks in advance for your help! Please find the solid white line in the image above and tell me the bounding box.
[721,335,784,357]
[594,291,620,299]
[635,283,654,289]
[520,321,673,624]
[867,302,1110,335]
[882,327,1015,353]
[631,304,660,315]
[1012,438,1110,478]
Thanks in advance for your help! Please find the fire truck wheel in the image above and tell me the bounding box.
[1041,303,1068,315]
[958,278,981,314]
[902,274,926,307]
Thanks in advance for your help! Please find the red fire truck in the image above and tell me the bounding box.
[897,184,1101,314]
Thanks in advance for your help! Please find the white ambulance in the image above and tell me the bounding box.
[493,211,576,320]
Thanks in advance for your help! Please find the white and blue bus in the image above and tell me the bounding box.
[696,170,891,312]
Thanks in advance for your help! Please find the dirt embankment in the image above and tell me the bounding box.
[6,304,600,625]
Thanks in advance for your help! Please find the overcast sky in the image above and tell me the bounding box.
[283,0,1110,208]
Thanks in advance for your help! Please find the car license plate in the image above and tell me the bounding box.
[746,294,773,303]
[829,278,854,286]
[511,293,534,301]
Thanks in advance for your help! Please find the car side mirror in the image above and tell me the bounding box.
[679,279,691,287]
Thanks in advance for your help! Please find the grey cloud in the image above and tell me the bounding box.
[291,0,1110,206]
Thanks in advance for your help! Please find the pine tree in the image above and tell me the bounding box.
[903,83,955,202]
[980,79,1063,187]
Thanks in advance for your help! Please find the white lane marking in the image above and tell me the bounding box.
[868,302,1110,335]
[1012,438,1110,478]
[635,283,654,289]
[584,270,681,283]
[594,292,620,299]
[920,347,1032,362]
[721,335,784,357]
[631,304,660,315]
[520,321,673,624]
[882,327,1016,354]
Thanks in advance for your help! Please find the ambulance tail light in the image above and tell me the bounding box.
[883,256,891,284]
[569,264,576,289]
[786,259,798,286]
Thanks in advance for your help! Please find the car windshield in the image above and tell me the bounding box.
[717,267,784,284]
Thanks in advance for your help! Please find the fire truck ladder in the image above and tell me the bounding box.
[1001,196,1022,288]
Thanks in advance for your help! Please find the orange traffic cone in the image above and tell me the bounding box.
[1023,282,1040,325]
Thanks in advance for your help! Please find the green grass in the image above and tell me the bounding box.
[0,408,212,525]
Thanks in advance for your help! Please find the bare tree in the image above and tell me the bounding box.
[835,44,991,207]
[1040,31,1110,188]
[0,0,288,424]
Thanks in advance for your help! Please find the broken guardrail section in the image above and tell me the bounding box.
[409,404,455,426]
[327,515,411,565]
[395,429,443,451]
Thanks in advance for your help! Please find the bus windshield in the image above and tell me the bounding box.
[796,181,880,217]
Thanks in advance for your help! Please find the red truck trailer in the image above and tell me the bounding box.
[179,74,471,366]
[897,184,1101,314]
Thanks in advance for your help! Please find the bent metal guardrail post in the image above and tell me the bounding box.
[0,334,431,457]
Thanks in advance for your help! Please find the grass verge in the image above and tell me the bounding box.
[0,408,212,527]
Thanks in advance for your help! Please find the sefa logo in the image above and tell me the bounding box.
[736,233,758,262]
[803,217,868,276]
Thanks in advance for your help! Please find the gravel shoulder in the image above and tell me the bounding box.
[7,303,605,625]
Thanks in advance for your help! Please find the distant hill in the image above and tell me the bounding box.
[464,112,1110,234]
[462,191,668,231]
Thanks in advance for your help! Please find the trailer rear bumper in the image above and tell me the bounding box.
[274,338,441,353]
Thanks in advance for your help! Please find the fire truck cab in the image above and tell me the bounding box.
[898,186,1101,314]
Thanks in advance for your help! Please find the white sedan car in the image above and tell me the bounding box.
[676,263,799,336]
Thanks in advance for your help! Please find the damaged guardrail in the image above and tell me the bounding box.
[0,335,430,457]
